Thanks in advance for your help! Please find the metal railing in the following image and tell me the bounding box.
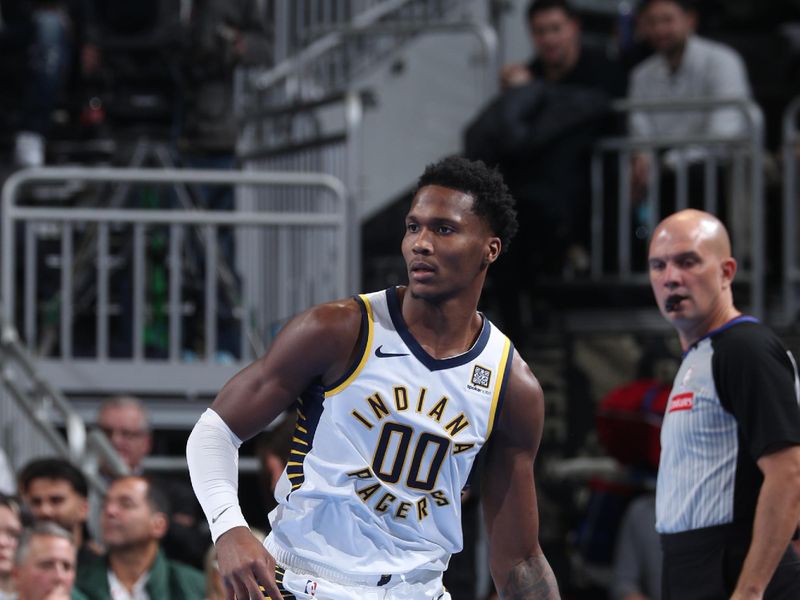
[0,320,128,497]
[268,0,466,61]
[237,0,493,114]
[238,91,364,297]
[783,96,800,324]
[2,167,348,396]
[589,97,765,316]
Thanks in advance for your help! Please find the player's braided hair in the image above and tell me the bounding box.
[415,155,519,254]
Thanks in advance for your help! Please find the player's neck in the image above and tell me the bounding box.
[400,288,482,359]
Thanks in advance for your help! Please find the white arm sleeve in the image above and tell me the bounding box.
[186,408,250,542]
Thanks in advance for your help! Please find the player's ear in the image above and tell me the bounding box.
[485,237,501,267]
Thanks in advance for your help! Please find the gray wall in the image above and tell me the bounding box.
[354,0,536,221]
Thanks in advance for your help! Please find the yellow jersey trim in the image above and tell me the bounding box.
[486,337,512,438]
[324,294,374,397]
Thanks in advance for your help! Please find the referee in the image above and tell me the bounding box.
[648,209,800,599]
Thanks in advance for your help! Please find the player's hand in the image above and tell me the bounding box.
[215,527,284,600]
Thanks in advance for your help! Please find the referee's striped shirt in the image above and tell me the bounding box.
[656,317,800,534]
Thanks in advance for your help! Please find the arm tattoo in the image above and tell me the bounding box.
[500,555,560,600]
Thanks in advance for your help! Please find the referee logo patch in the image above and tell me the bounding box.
[669,391,694,412]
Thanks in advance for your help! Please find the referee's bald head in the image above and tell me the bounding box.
[650,209,731,259]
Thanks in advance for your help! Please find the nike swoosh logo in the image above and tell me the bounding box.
[375,345,409,358]
[211,506,231,524]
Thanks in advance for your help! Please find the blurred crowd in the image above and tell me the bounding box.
[0,395,294,600]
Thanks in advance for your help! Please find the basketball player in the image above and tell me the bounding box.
[648,209,800,599]
[187,156,560,599]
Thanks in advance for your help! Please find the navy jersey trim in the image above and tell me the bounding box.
[323,295,370,392]
[286,382,326,497]
[385,286,490,371]
[489,342,515,437]
[685,315,759,356]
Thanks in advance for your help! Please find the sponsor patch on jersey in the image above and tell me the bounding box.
[305,580,317,596]
[471,365,492,388]
[668,391,694,412]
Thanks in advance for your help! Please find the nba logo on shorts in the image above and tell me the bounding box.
[305,580,317,596]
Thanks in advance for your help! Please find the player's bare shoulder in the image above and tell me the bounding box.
[292,296,363,338]
[277,296,366,385]
[493,350,545,448]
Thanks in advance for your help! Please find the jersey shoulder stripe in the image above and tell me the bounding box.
[324,294,374,396]
[487,338,514,437]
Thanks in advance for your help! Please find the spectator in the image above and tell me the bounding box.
[96,396,151,476]
[499,0,625,94]
[75,476,205,600]
[253,413,295,524]
[12,522,87,600]
[96,397,204,570]
[611,493,662,600]
[628,0,751,204]
[0,494,24,600]
[12,0,80,168]
[179,0,273,159]
[176,0,274,362]
[158,478,208,571]
[465,0,626,345]
[17,458,100,569]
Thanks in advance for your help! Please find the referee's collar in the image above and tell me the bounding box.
[684,315,759,356]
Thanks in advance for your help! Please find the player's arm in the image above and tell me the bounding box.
[731,444,800,600]
[186,298,363,600]
[482,352,560,600]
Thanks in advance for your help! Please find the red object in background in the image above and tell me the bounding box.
[80,96,106,127]
[596,379,671,470]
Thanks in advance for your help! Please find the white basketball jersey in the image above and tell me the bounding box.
[264,287,514,578]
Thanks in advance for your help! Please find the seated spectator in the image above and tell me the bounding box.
[0,494,24,600]
[12,522,88,600]
[96,396,152,477]
[159,478,208,571]
[75,476,204,600]
[11,0,78,168]
[611,493,661,600]
[628,0,751,205]
[254,413,295,523]
[17,458,101,569]
[175,0,275,363]
[465,0,626,345]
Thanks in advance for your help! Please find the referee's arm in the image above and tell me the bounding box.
[731,445,800,599]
